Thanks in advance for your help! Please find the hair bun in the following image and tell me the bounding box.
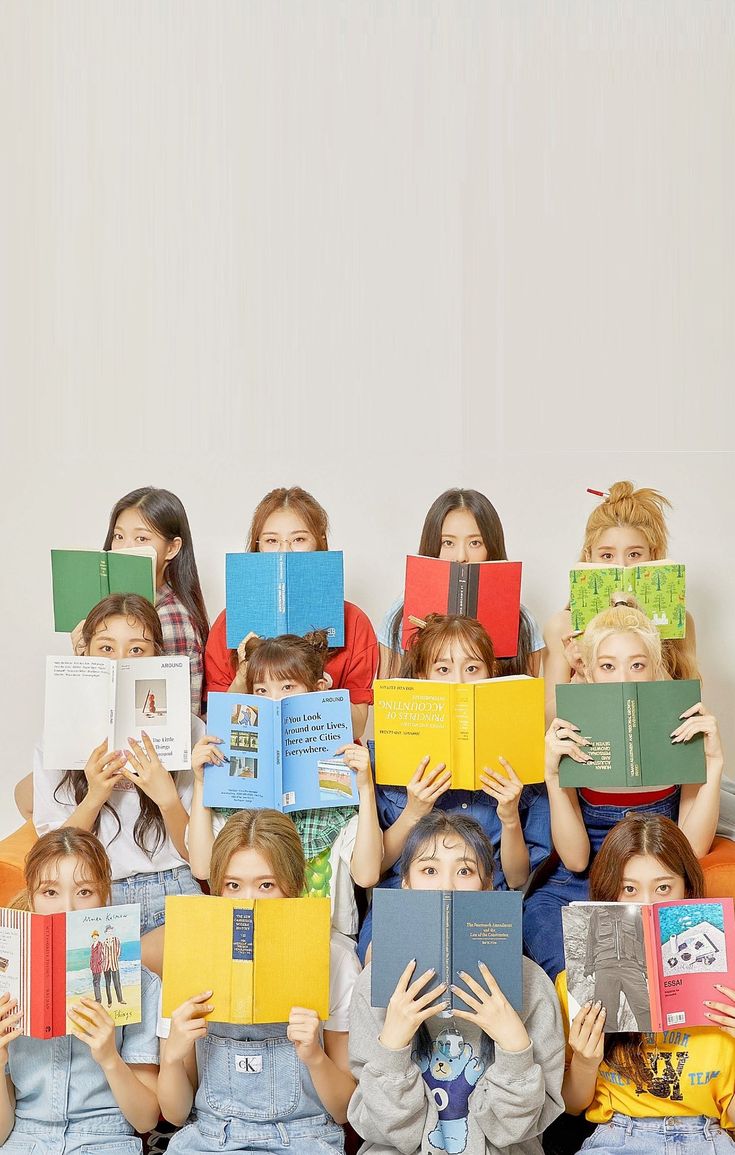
[605,480,636,503]
[303,629,330,656]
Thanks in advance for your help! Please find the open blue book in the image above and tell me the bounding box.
[203,689,358,812]
[371,890,523,1011]
[225,552,345,648]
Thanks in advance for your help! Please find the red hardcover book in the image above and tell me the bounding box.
[401,556,522,658]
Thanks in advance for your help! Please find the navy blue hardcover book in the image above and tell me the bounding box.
[225,551,345,649]
[371,890,523,1012]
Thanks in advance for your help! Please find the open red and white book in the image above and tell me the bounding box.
[401,556,522,657]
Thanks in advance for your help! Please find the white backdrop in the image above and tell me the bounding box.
[1,3,734,839]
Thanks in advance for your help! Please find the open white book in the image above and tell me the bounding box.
[43,655,192,771]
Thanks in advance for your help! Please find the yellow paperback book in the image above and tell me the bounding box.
[161,895,330,1023]
[373,676,545,787]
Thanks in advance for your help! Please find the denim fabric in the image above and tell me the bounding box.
[3,969,160,1153]
[523,790,680,981]
[358,778,552,963]
[168,1022,344,1154]
[111,865,202,935]
[581,1113,735,1155]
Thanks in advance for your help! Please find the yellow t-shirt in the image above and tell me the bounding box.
[556,970,735,1126]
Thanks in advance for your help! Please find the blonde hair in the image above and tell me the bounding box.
[581,481,671,562]
[208,810,306,898]
[580,605,665,681]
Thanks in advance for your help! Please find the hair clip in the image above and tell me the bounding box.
[408,615,427,630]
[586,488,610,498]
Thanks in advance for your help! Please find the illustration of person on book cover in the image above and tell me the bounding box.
[89,930,105,1004]
[584,905,651,1031]
[102,924,126,1007]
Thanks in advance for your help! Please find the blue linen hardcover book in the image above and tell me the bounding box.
[202,689,357,812]
[225,551,345,648]
[370,890,523,1012]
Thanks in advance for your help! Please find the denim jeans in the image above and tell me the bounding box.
[168,1023,345,1154]
[523,790,680,980]
[0,1119,142,1154]
[111,865,202,935]
[581,1113,735,1155]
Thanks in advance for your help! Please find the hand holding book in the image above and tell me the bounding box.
[704,984,735,1033]
[379,960,448,1051]
[404,757,452,820]
[452,962,530,1053]
[122,732,180,811]
[67,997,118,1067]
[287,1007,324,1065]
[0,994,22,1064]
[544,718,593,783]
[478,758,524,825]
[165,991,213,1064]
[83,739,127,811]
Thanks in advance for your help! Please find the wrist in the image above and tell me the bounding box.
[98,1048,124,1077]
[157,785,182,814]
[300,1043,327,1071]
[499,816,521,833]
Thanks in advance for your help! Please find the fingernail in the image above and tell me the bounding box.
[594,1000,602,1008]
[715,985,724,991]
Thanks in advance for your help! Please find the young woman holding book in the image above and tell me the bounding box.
[100,487,210,718]
[0,828,160,1153]
[524,604,722,981]
[358,613,550,961]
[543,481,699,724]
[377,487,545,679]
[204,486,377,738]
[558,812,735,1153]
[189,630,382,936]
[347,811,565,1155]
[158,808,360,1154]
[32,595,220,974]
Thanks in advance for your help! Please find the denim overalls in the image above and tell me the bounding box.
[2,968,160,1154]
[168,1022,345,1154]
[523,790,680,980]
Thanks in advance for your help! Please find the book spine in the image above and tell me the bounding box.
[30,915,55,1039]
[99,552,110,598]
[465,564,479,619]
[274,700,283,804]
[277,554,287,634]
[448,562,462,615]
[450,683,475,790]
[443,892,453,998]
[625,687,641,786]
[52,914,66,1037]
[644,905,664,1032]
[109,660,117,746]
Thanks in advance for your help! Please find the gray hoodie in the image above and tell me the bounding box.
[348,956,565,1155]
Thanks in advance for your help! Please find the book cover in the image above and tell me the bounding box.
[225,552,345,649]
[373,677,545,788]
[401,556,522,658]
[43,655,192,771]
[161,895,330,1023]
[556,680,705,789]
[0,904,141,1038]
[202,690,357,812]
[563,899,735,1033]
[51,549,156,633]
[371,890,523,1012]
[568,561,686,638]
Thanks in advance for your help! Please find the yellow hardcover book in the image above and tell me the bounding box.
[473,677,545,785]
[161,896,330,1023]
[373,681,454,786]
[374,677,545,787]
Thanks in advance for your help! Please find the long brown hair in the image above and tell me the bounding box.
[13,829,112,911]
[209,810,306,897]
[579,482,697,681]
[242,630,329,692]
[247,487,329,553]
[400,613,495,680]
[55,595,175,857]
[389,488,535,676]
[589,815,704,1089]
[103,487,209,647]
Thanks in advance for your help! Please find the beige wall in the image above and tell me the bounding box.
[1,3,733,837]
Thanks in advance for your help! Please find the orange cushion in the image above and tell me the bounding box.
[0,821,37,907]
[701,836,735,901]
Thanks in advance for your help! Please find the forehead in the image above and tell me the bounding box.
[224,847,274,876]
[593,525,648,547]
[92,614,148,639]
[597,630,648,656]
[115,508,154,532]
[441,508,481,535]
[415,834,474,860]
[34,855,96,885]
[260,509,311,534]
[430,634,483,663]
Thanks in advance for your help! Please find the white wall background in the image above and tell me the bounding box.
[1,3,733,839]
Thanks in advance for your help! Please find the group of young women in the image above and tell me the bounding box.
[4,479,733,1155]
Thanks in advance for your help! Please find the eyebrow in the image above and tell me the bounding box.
[622,875,675,883]
[598,652,648,661]
[595,542,647,550]
[224,875,275,883]
[94,633,149,644]
[414,854,478,866]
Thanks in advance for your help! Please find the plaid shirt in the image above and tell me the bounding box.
[214,804,356,862]
[156,585,205,717]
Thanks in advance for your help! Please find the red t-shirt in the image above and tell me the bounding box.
[204,600,378,705]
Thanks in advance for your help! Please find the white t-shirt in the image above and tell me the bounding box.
[209,810,359,937]
[157,927,360,1037]
[33,716,205,880]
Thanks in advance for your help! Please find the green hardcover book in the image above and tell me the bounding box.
[568,561,686,638]
[51,549,156,632]
[556,680,705,789]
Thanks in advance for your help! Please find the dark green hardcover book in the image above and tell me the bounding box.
[51,549,155,632]
[556,680,705,789]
